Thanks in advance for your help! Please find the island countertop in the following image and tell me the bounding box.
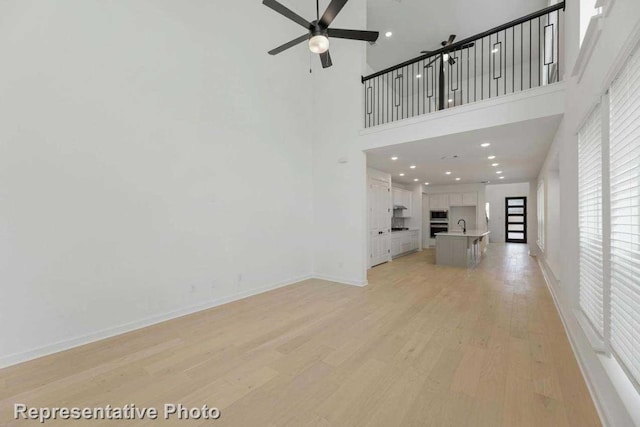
[435,230,490,238]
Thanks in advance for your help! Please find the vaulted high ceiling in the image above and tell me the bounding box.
[367,0,549,72]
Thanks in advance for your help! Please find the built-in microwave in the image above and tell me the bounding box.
[430,210,449,221]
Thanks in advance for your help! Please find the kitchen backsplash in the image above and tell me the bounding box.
[392,217,406,229]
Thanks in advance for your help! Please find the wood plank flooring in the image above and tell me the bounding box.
[0,244,601,426]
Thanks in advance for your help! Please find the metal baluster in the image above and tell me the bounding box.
[538,17,541,87]
[504,29,507,95]
[558,9,561,82]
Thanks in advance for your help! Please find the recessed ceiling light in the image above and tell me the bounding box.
[385,31,393,38]
[499,176,505,179]
[492,163,499,167]
[455,177,461,181]
[496,171,503,174]
[410,165,416,169]
[481,143,491,147]
[399,173,405,176]
[391,156,398,160]
[445,171,452,175]
[416,74,422,79]
[488,155,496,160]
[414,178,419,182]
[424,182,430,185]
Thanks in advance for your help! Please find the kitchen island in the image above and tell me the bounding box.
[435,230,490,268]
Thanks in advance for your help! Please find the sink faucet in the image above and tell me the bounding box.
[458,219,467,233]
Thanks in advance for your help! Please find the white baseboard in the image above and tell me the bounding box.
[0,273,313,369]
[312,274,368,287]
[536,256,635,427]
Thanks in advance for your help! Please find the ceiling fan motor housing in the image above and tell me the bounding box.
[310,21,329,38]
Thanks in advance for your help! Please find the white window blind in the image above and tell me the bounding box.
[578,104,604,336]
[609,49,640,386]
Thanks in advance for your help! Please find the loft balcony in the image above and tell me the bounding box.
[361,2,565,129]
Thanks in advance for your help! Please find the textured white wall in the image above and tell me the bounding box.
[311,0,369,286]
[0,0,315,366]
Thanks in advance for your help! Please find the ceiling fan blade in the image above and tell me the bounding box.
[420,50,432,54]
[320,50,333,68]
[449,56,456,65]
[262,0,312,30]
[447,34,456,45]
[319,0,349,28]
[268,34,309,55]
[327,28,379,42]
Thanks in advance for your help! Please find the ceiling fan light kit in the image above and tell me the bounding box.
[309,35,330,54]
[263,0,379,69]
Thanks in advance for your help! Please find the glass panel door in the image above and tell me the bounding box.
[505,197,527,243]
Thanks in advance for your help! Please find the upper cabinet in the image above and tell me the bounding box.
[392,187,413,217]
[429,194,449,210]
[448,193,463,206]
[447,192,478,207]
[429,192,478,209]
[462,192,478,206]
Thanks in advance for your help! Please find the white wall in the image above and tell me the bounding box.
[449,206,477,232]
[311,0,369,286]
[535,0,640,424]
[485,182,532,245]
[0,1,316,366]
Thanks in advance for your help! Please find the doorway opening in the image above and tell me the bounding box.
[505,197,527,243]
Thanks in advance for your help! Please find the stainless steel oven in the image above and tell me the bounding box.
[430,223,449,238]
[430,210,449,222]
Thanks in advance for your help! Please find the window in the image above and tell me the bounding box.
[578,104,604,336]
[609,49,640,387]
[580,0,602,46]
[537,181,545,251]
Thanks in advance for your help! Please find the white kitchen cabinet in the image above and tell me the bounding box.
[462,192,478,206]
[392,188,402,206]
[391,230,420,258]
[409,230,419,251]
[446,192,477,207]
[448,193,463,206]
[391,234,403,257]
[392,187,413,217]
[429,194,449,210]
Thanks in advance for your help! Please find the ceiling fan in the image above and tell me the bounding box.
[418,34,475,111]
[263,0,380,69]
[421,34,475,65]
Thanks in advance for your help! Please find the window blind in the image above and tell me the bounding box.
[609,49,640,386]
[579,104,604,336]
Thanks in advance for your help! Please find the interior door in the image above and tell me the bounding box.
[505,197,527,243]
[369,179,391,267]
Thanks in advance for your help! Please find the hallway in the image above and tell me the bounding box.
[0,245,600,426]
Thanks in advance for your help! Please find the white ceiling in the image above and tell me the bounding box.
[366,115,562,186]
[367,0,548,72]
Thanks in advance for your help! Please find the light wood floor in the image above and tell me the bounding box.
[0,244,601,426]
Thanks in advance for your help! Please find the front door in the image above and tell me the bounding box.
[505,197,527,243]
[369,179,391,267]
